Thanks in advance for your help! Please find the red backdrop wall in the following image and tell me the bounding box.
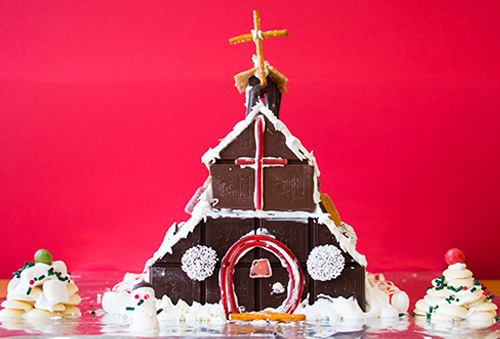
[1,1,499,279]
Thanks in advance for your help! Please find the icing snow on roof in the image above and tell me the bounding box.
[144,102,367,272]
[201,102,318,169]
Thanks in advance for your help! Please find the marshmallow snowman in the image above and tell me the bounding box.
[128,282,160,332]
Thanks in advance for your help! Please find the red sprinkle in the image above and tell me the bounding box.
[483,290,488,296]
[29,279,34,285]
[463,286,467,290]
[134,294,140,299]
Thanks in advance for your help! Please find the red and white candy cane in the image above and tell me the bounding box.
[368,273,407,309]
[219,235,304,318]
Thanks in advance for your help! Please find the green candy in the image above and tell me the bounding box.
[34,249,53,265]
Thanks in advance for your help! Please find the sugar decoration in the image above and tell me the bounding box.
[181,245,218,281]
[339,222,357,246]
[307,244,345,281]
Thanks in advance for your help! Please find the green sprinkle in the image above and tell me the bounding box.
[38,274,45,280]
[411,312,416,318]
[455,286,463,292]
[26,287,32,295]
[12,262,35,279]
[126,307,135,311]
[471,287,477,292]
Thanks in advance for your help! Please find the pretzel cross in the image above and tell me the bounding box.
[230,10,288,87]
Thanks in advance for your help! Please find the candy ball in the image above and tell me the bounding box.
[445,248,465,265]
[34,249,53,265]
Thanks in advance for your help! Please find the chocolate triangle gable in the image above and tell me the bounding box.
[210,111,314,211]
[217,114,300,161]
[147,102,367,314]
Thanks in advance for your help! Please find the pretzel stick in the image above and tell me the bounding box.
[230,311,306,322]
[229,30,288,45]
[253,11,267,87]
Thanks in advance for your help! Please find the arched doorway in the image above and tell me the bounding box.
[219,234,304,318]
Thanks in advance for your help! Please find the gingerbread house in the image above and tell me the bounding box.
[145,11,367,317]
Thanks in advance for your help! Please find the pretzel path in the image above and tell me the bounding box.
[229,10,288,87]
[230,311,306,322]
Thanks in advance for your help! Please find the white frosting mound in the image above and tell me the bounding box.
[0,261,81,318]
[102,271,408,324]
[414,264,498,323]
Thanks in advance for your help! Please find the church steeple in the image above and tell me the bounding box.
[230,10,289,118]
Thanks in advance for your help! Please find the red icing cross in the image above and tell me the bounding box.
[235,115,287,210]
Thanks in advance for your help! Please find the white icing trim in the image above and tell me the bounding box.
[145,103,368,272]
[201,102,315,167]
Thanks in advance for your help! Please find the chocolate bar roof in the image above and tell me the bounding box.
[202,102,316,168]
[144,103,367,271]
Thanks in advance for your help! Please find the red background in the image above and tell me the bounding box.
[1,1,499,279]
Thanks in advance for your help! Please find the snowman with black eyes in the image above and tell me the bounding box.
[127,281,160,332]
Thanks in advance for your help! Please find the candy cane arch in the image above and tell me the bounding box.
[219,234,304,318]
[235,115,287,210]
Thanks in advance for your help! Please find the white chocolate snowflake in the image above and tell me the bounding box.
[307,244,345,281]
[181,245,218,281]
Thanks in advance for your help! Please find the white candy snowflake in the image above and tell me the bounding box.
[181,245,218,281]
[339,222,357,246]
[306,244,345,281]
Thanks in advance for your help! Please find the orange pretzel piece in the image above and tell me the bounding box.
[320,193,342,227]
[229,311,306,322]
